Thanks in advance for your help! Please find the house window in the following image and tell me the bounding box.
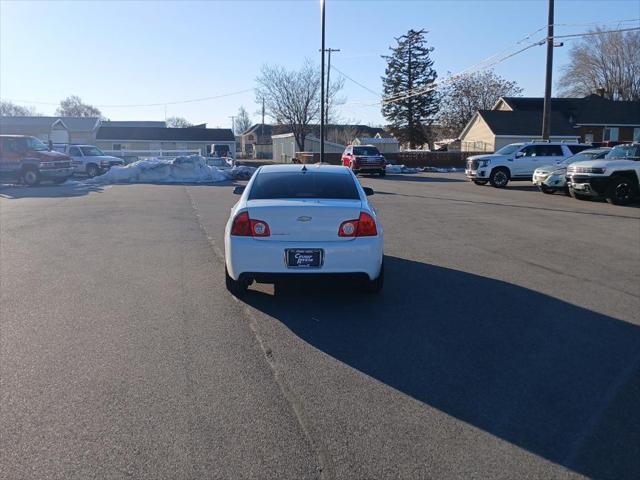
[603,127,619,142]
[584,133,594,144]
[633,128,640,142]
[112,144,122,150]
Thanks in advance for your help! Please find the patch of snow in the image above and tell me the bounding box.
[421,166,464,173]
[385,164,420,174]
[89,156,256,184]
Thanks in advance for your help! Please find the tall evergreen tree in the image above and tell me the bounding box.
[381,29,439,148]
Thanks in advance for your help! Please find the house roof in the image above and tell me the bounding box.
[355,136,399,144]
[0,116,100,132]
[96,126,235,142]
[476,110,578,136]
[102,120,167,128]
[500,95,640,125]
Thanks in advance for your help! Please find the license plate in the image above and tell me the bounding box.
[286,249,323,268]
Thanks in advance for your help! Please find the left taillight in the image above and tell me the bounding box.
[231,211,270,237]
[338,212,378,237]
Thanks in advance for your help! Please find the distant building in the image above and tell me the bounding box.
[102,120,167,128]
[0,116,100,144]
[353,133,399,153]
[271,133,345,163]
[459,94,640,152]
[96,126,235,156]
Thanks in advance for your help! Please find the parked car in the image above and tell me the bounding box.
[0,135,73,186]
[532,147,611,194]
[224,164,384,296]
[341,145,386,176]
[566,143,640,205]
[55,144,124,177]
[465,141,592,188]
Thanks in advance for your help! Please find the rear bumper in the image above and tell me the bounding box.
[225,236,384,282]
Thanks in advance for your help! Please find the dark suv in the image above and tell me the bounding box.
[0,135,73,186]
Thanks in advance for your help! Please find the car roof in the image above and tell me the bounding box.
[0,134,30,138]
[258,164,351,175]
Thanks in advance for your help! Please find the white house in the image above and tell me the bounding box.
[353,133,399,153]
[0,116,101,144]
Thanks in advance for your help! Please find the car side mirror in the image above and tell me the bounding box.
[363,187,374,196]
[345,152,352,156]
[515,151,524,158]
[232,186,245,195]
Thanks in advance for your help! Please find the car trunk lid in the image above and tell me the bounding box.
[246,199,362,242]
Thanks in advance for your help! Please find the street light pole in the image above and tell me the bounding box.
[541,0,554,140]
[320,0,326,163]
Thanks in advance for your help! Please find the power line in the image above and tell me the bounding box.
[331,65,379,96]
[5,88,254,109]
[550,26,640,39]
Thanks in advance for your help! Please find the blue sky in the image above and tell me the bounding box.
[1,0,638,128]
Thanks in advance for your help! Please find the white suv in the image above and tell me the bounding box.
[465,142,591,188]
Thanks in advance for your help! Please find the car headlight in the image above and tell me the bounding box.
[479,159,490,167]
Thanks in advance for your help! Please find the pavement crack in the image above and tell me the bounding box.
[184,186,334,480]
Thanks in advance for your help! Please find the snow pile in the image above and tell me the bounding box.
[385,164,420,174]
[90,156,256,184]
[421,166,464,173]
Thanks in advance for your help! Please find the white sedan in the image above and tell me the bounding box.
[224,164,384,295]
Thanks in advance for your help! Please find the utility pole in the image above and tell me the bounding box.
[320,0,326,163]
[229,115,236,134]
[320,47,340,140]
[541,0,554,140]
[261,98,265,139]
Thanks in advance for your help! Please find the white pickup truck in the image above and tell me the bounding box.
[54,144,124,177]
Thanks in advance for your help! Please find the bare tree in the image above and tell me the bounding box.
[0,100,39,116]
[558,27,640,101]
[438,70,523,137]
[56,95,101,117]
[235,106,252,134]
[256,60,344,151]
[166,116,192,128]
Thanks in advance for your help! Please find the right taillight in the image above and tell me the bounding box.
[231,211,270,237]
[338,212,377,237]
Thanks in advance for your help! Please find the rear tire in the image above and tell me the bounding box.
[605,176,637,205]
[379,169,386,177]
[489,168,509,188]
[473,180,488,186]
[363,263,384,294]
[22,168,41,187]
[225,267,249,297]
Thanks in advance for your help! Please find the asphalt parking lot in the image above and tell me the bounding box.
[1,172,639,480]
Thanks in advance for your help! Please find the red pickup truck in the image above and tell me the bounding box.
[0,135,73,186]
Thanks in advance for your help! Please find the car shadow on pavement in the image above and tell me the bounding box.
[243,255,640,480]
[0,182,106,199]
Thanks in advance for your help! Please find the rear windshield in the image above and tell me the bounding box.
[248,171,360,200]
[353,146,380,156]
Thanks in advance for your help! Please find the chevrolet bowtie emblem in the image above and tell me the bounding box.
[297,216,312,222]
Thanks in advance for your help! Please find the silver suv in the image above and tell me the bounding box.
[465,141,592,188]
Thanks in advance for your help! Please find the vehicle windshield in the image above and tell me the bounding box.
[80,146,106,156]
[606,145,640,160]
[353,146,380,156]
[560,150,607,164]
[248,171,360,200]
[494,144,521,155]
[26,137,48,151]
